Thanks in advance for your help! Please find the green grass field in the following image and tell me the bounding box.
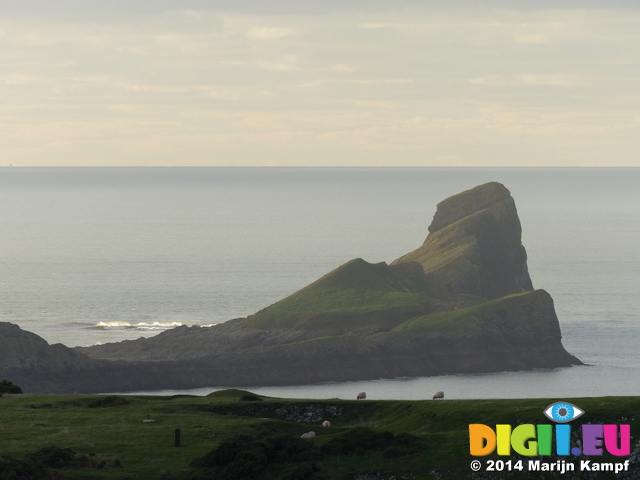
[1,390,639,479]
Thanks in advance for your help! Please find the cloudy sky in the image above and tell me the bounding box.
[1,1,639,166]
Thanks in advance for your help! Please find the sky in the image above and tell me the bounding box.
[1,1,639,167]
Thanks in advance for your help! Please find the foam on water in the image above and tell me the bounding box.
[91,321,184,331]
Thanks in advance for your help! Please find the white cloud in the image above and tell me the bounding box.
[182,10,201,22]
[255,55,299,71]
[357,23,402,29]
[514,33,552,44]
[0,74,38,85]
[68,75,114,84]
[119,84,194,93]
[331,64,356,72]
[352,78,415,86]
[246,27,295,39]
[469,74,585,86]
[108,105,138,112]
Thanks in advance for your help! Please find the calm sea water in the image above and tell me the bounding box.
[1,167,639,399]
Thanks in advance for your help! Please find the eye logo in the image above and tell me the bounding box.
[543,402,584,423]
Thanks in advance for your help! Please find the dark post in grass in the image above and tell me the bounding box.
[175,427,181,448]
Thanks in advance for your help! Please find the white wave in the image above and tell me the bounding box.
[92,321,183,331]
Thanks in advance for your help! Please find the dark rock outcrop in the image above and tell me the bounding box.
[0,182,581,393]
[0,322,120,393]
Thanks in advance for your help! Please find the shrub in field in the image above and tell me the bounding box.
[0,446,75,479]
[322,427,423,458]
[27,446,76,468]
[0,379,23,395]
[191,433,323,479]
[322,427,394,455]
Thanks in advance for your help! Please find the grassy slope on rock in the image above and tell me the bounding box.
[381,291,538,337]
[391,217,476,276]
[239,292,538,355]
[0,391,638,480]
[245,258,435,331]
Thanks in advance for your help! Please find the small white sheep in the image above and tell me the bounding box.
[300,431,316,440]
[322,420,330,427]
[433,391,444,400]
[356,392,367,400]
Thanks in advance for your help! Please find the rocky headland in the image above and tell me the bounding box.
[0,182,581,393]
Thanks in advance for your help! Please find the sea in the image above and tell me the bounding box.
[1,167,638,400]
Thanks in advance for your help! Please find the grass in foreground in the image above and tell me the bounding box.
[1,390,639,479]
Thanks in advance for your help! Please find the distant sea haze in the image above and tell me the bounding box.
[1,167,639,399]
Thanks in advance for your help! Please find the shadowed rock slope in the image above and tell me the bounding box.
[1,182,581,393]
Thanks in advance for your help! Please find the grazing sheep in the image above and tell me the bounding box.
[356,392,367,400]
[300,431,316,440]
[433,391,444,400]
[322,421,330,427]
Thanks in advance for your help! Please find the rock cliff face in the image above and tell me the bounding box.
[393,182,533,299]
[0,182,581,394]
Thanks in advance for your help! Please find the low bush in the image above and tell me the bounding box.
[0,446,75,479]
[0,379,23,395]
[240,394,263,402]
[322,427,394,455]
[87,395,131,408]
[27,446,76,468]
[322,427,423,458]
[190,433,323,479]
[276,462,319,480]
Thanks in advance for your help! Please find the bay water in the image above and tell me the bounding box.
[1,167,638,399]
